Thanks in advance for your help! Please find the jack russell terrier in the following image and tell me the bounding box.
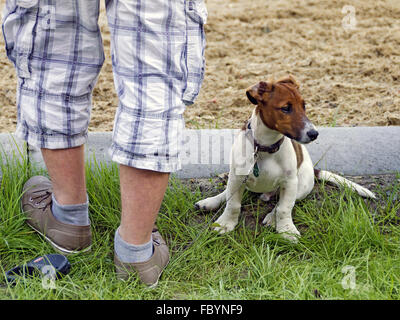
[195,75,376,243]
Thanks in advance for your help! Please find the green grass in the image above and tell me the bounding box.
[1,150,400,300]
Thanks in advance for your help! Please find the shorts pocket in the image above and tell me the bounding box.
[182,0,207,106]
[2,0,40,78]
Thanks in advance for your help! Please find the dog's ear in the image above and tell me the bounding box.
[246,81,273,105]
[277,75,299,89]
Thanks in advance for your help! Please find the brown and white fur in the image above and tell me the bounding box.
[195,75,376,243]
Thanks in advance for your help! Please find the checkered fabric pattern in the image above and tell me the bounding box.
[2,0,207,172]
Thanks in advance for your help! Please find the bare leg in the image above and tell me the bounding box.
[41,145,87,205]
[118,164,169,245]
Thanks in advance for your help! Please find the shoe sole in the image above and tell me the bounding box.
[26,221,92,255]
[21,200,91,255]
[20,181,91,256]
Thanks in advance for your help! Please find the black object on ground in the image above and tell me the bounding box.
[4,254,71,286]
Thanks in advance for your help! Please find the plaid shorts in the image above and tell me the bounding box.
[2,0,207,172]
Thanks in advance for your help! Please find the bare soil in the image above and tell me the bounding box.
[1,0,400,132]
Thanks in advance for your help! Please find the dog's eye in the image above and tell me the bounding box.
[281,104,292,114]
[303,101,306,110]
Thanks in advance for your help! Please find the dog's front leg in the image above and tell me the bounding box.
[274,179,300,243]
[213,173,246,234]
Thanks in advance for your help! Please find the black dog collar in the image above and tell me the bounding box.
[246,121,285,154]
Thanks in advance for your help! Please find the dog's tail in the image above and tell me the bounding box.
[314,169,376,199]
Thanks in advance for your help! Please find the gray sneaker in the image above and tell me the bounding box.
[21,176,92,255]
[114,227,169,288]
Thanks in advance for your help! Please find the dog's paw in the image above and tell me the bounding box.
[276,221,300,244]
[213,217,237,234]
[279,231,300,244]
[195,194,225,211]
[194,199,212,211]
[262,208,276,228]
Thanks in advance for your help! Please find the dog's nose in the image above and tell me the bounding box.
[307,129,319,141]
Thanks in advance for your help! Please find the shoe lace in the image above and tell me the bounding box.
[30,189,52,211]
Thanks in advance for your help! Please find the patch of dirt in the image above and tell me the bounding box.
[1,0,400,132]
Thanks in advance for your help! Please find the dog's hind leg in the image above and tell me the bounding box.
[262,206,276,228]
[195,190,227,211]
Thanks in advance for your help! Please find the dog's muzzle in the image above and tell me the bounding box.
[298,121,318,144]
[306,129,319,141]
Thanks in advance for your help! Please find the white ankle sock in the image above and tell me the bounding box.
[51,194,90,226]
[114,227,153,263]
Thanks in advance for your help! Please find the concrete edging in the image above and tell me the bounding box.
[0,126,399,178]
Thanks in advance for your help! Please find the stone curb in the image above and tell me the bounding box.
[1,126,399,178]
